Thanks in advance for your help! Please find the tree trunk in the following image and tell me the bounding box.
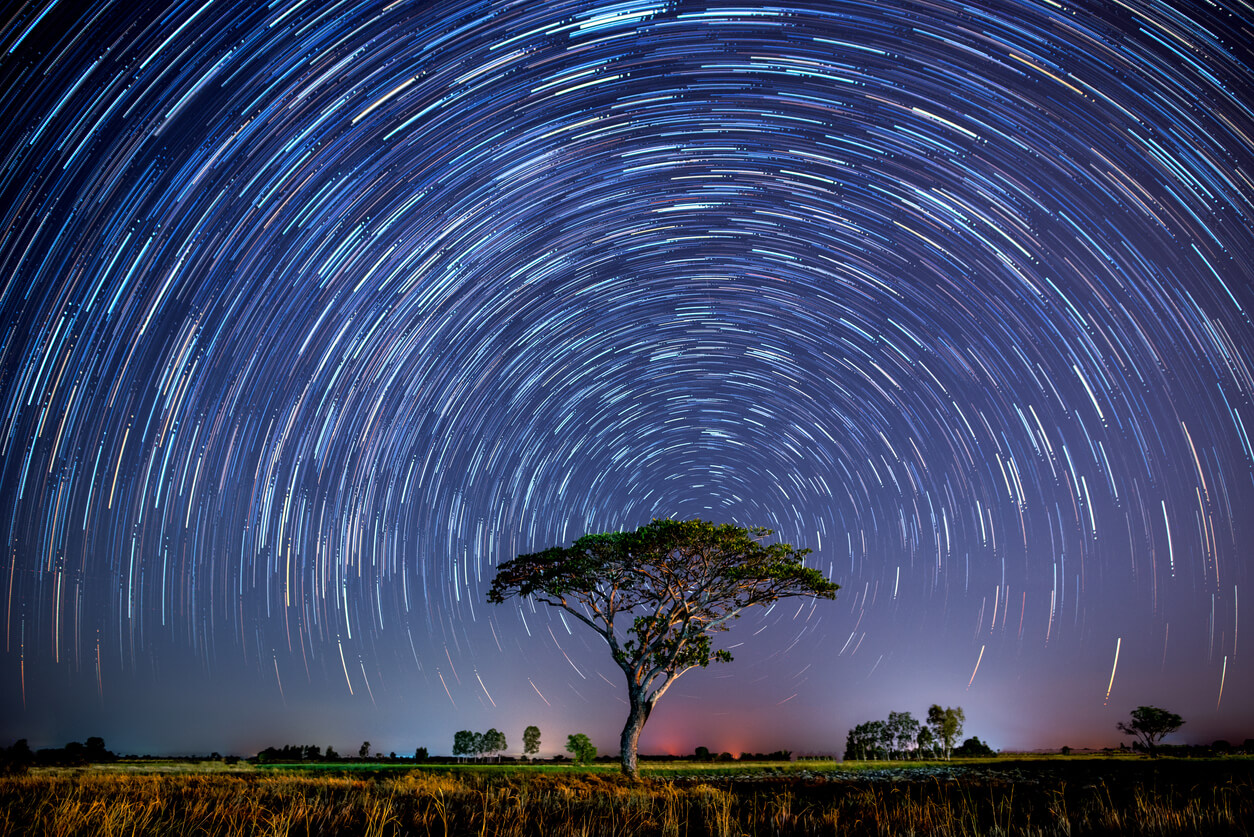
[619,691,651,779]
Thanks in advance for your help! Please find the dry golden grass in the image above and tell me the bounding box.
[0,758,1250,835]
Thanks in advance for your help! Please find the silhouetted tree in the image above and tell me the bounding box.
[358,741,371,759]
[845,720,891,760]
[523,725,541,759]
[489,519,837,778]
[927,705,965,760]
[0,740,33,775]
[954,736,995,757]
[887,711,920,759]
[452,730,475,761]
[916,726,937,759]
[481,728,507,761]
[1117,705,1184,756]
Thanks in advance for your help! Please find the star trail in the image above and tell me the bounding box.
[1,0,1252,756]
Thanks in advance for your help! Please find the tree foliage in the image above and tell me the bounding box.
[452,730,476,761]
[844,720,889,760]
[1117,705,1184,755]
[566,733,597,765]
[953,736,995,757]
[523,725,541,758]
[927,705,965,760]
[887,711,921,757]
[845,713,925,760]
[482,728,507,760]
[452,729,506,761]
[846,706,971,761]
[489,518,837,777]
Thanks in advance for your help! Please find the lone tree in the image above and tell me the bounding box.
[523,725,541,760]
[488,518,838,778]
[1117,705,1184,756]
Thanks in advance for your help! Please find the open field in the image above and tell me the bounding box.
[1,756,1251,836]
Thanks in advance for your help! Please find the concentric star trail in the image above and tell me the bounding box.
[1,0,1251,753]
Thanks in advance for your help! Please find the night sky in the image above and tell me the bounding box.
[2,0,1252,759]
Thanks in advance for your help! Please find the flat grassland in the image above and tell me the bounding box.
[1,755,1250,836]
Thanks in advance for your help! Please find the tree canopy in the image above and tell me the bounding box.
[844,707,967,761]
[566,733,597,765]
[1117,705,1184,755]
[927,705,965,760]
[488,518,838,778]
[523,725,541,758]
[452,729,507,761]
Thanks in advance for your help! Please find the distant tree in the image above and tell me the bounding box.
[0,740,33,775]
[694,746,712,762]
[523,725,541,759]
[358,741,371,759]
[489,519,838,778]
[844,725,868,761]
[916,726,936,759]
[452,730,475,761]
[954,736,995,757]
[414,746,428,762]
[927,705,964,760]
[844,720,890,761]
[566,733,597,765]
[82,737,115,763]
[869,720,892,759]
[1117,705,1184,756]
[482,728,507,761]
[326,746,339,760]
[886,711,920,759]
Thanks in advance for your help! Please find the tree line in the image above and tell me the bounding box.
[844,705,993,760]
[1,737,114,772]
[452,725,541,762]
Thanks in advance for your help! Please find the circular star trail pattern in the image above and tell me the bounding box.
[1,0,1252,747]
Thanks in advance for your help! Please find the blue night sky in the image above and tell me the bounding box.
[1,0,1252,758]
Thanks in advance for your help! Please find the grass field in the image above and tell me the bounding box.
[1,755,1250,835]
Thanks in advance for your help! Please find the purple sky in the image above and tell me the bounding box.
[1,0,1251,758]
